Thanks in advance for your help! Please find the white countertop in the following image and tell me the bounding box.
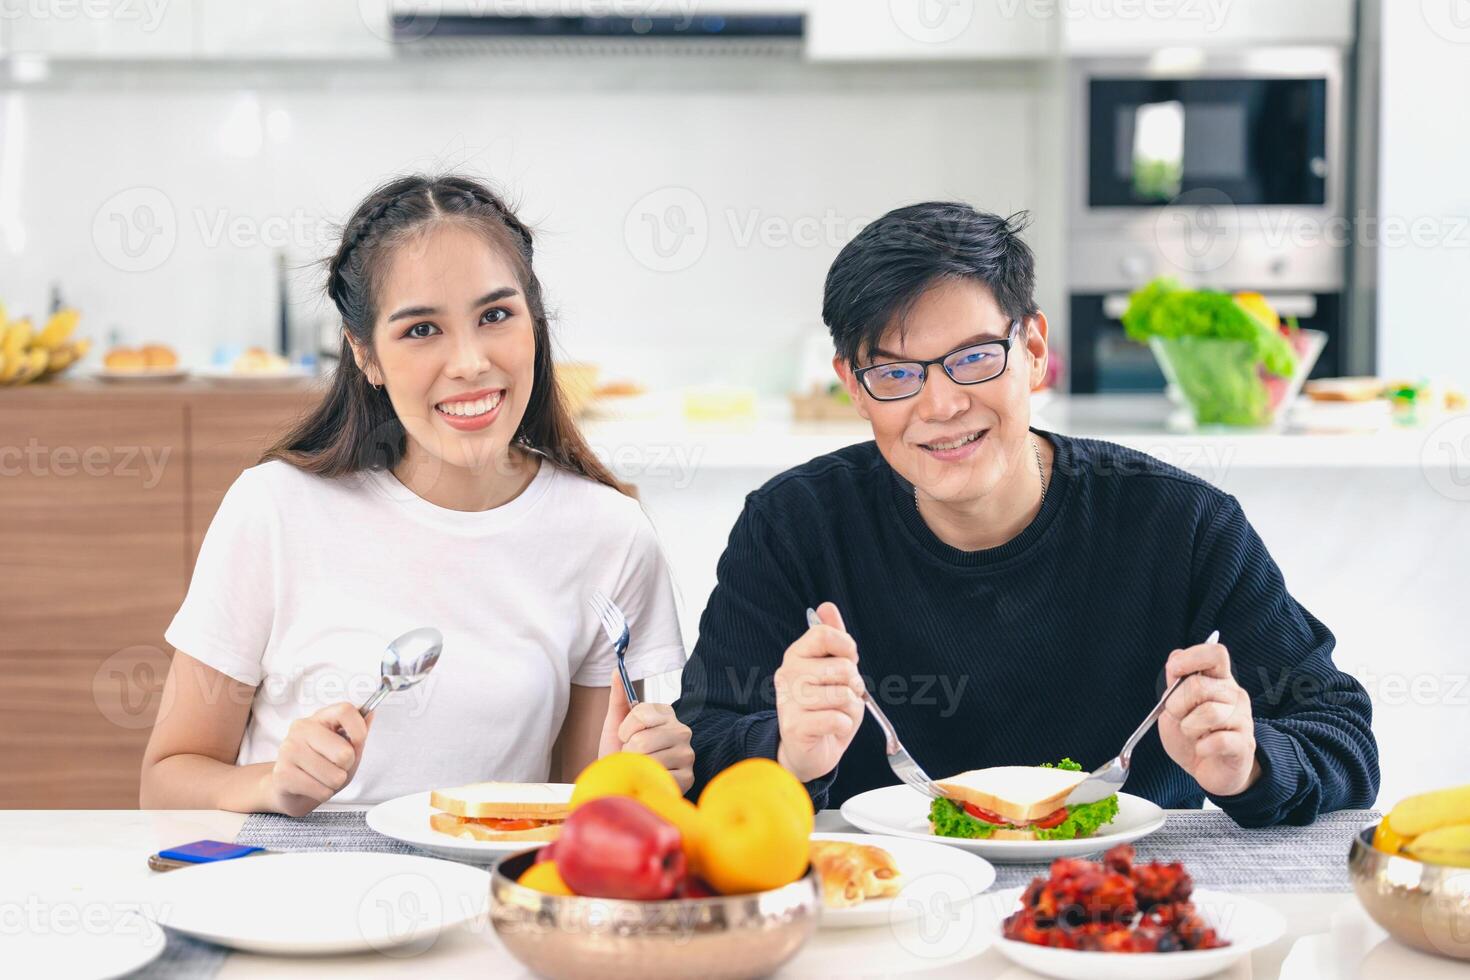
[3,806,1459,979]
[580,394,1463,472]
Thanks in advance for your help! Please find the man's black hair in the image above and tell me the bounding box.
[822,202,1039,366]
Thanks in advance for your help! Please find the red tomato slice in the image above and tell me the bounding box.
[468,817,549,831]
[1032,808,1068,829]
[962,803,1068,829]
[962,803,1012,825]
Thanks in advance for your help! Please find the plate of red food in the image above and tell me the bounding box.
[977,844,1285,980]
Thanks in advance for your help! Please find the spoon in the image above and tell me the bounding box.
[357,627,444,716]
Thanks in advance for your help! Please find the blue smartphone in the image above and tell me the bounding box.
[149,840,265,872]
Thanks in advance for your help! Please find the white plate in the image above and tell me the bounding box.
[840,786,1166,863]
[978,885,1286,980]
[93,367,188,382]
[810,832,995,929]
[142,851,489,955]
[194,365,313,385]
[6,912,164,980]
[367,788,570,861]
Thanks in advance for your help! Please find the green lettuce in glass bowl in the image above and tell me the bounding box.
[1123,279,1325,429]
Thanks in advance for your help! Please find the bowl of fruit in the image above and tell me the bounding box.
[1123,280,1324,429]
[1348,783,1470,960]
[490,754,821,980]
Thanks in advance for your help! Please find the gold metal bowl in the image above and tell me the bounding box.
[489,849,821,980]
[1348,823,1470,960]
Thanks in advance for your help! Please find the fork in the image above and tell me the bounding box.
[805,607,945,800]
[590,589,639,707]
[1066,629,1221,805]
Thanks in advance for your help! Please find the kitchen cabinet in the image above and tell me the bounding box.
[1061,0,1355,53]
[806,0,1054,60]
[1,0,391,61]
[186,393,313,566]
[0,399,185,810]
[0,380,318,808]
[195,0,392,60]
[3,0,198,59]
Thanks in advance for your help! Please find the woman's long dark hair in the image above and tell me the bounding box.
[263,174,626,495]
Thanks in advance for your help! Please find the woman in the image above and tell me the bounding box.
[140,174,692,816]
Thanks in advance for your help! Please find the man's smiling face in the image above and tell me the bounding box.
[836,277,1049,507]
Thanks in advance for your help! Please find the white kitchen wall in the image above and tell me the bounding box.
[1377,3,1470,378]
[0,57,1063,391]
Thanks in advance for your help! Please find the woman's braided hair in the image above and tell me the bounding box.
[265,173,625,495]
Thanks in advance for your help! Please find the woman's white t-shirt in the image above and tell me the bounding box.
[164,458,687,804]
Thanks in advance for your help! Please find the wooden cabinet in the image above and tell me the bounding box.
[0,380,319,808]
[187,392,315,567]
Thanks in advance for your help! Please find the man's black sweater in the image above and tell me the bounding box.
[674,431,1379,826]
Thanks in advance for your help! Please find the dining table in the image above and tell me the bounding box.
[3,804,1464,979]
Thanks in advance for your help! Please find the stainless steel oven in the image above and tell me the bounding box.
[1066,49,1351,393]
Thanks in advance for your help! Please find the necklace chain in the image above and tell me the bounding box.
[1034,435,1048,505]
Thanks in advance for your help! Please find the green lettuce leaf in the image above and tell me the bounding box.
[1033,794,1120,841]
[928,796,997,839]
[1121,277,1298,380]
[1041,758,1082,772]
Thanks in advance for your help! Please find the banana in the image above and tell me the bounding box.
[35,337,91,379]
[12,348,48,385]
[1385,784,1470,839]
[35,308,80,351]
[45,343,76,374]
[1404,824,1470,869]
[43,337,90,376]
[0,349,22,384]
[2,318,31,358]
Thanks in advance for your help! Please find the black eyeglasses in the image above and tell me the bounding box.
[854,319,1023,401]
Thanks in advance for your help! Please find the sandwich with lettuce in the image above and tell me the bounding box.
[928,759,1120,842]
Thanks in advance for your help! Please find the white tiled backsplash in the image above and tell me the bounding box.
[0,59,1062,391]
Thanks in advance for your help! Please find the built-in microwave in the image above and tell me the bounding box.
[1086,75,1328,209]
[1066,49,1352,394]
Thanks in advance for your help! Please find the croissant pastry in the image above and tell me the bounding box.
[810,840,903,908]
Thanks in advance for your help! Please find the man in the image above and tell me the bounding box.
[674,203,1378,826]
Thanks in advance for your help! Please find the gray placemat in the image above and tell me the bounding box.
[236,810,449,858]
[238,808,1380,891]
[123,931,229,980]
[988,809,1379,892]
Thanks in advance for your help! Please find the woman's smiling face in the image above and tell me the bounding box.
[359,221,536,473]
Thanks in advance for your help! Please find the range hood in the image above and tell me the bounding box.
[389,1,806,57]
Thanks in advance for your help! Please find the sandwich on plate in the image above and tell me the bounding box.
[928,759,1120,841]
[429,782,572,842]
